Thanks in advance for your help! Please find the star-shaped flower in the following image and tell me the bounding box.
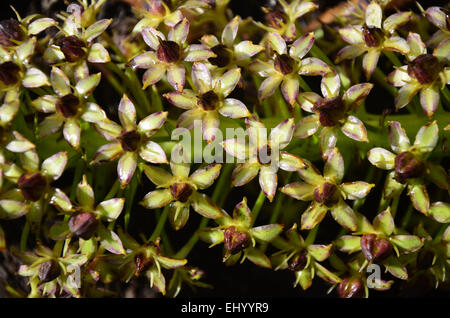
[293,75,373,158]
[140,143,223,229]
[367,121,448,214]
[250,32,331,106]
[31,67,105,149]
[91,94,168,187]
[130,18,215,91]
[164,62,250,143]
[387,33,449,118]
[336,1,412,79]
[222,116,305,202]
[281,147,374,231]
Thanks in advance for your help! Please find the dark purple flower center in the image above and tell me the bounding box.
[68,212,99,240]
[38,259,61,283]
[407,54,441,85]
[0,61,21,86]
[362,24,384,47]
[0,19,24,46]
[314,182,338,207]
[337,277,364,298]
[224,226,251,255]
[120,130,141,152]
[198,90,219,110]
[56,94,80,118]
[18,172,47,202]
[157,40,180,63]
[57,35,86,62]
[394,151,424,184]
[265,11,287,29]
[169,182,194,203]
[134,253,153,275]
[288,249,308,271]
[360,234,393,263]
[208,44,232,68]
[313,96,346,127]
[274,54,295,75]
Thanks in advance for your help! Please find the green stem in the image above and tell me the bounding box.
[372,67,396,96]
[310,44,334,67]
[175,217,209,259]
[383,51,402,67]
[150,206,170,242]
[20,222,30,251]
[298,76,312,92]
[400,204,413,229]
[104,179,121,200]
[305,224,319,246]
[251,191,266,226]
[390,195,400,219]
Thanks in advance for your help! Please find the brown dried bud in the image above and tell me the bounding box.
[362,25,384,47]
[18,173,47,202]
[313,96,346,127]
[394,151,424,184]
[56,94,80,118]
[288,250,308,271]
[57,36,86,62]
[208,44,232,68]
[0,19,24,46]
[257,144,272,165]
[198,90,220,110]
[407,54,441,85]
[274,54,295,75]
[337,277,364,298]
[38,259,61,283]
[134,253,153,275]
[119,130,141,152]
[265,11,287,29]
[157,40,180,63]
[68,212,99,240]
[224,226,251,255]
[313,182,338,207]
[0,61,21,86]
[360,234,392,263]
[170,183,194,203]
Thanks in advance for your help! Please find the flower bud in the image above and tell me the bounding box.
[18,172,47,202]
[360,234,392,263]
[56,94,80,118]
[407,54,441,85]
[119,130,141,152]
[157,40,180,63]
[313,182,338,207]
[56,36,86,62]
[209,44,232,68]
[265,11,287,29]
[198,90,219,110]
[274,54,295,75]
[313,97,346,127]
[288,250,308,271]
[0,19,24,46]
[337,277,364,298]
[134,252,153,275]
[68,212,99,240]
[170,183,194,203]
[394,151,424,184]
[0,61,21,86]
[224,226,251,255]
[38,259,61,283]
[362,25,384,47]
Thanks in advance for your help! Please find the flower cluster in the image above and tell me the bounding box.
[0,0,448,298]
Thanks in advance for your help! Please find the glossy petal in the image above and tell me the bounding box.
[258,75,282,101]
[234,41,263,61]
[192,62,211,93]
[297,92,321,112]
[390,235,423,253]
[407,183,430,214]
[338,26,364,45]
[75,73,101,96]
[85,19,112,42]
[388,121,410,153]
[28,18,56,35]
[142,65,165,89]
[279,152,306,171]
[191,192,222,219]
[365,2,382,28]
[383,171,406,198]
[219,98,250,118]
[168,18,189,44]
[22,68,50,88]
[319,127,338,159]
[250,224,283,242]
[298,57,330,76]
[41,152,68,180]
[137,111,168,136]
[321,70,340,98]
[362,50,380,79]
[387,66,410,87]
[290,32,314,59]
[340,182,374,200]
[98,225,125,255]
[190,163,221,189]
[434,38,450,62]
[259,165,277,202]
[184,44,215,62]
[129,52,156,69]
[221,138,248,161]
[407,33,426,59]
[330,200,357,231]
[231,163,259,187]
[164,90,196,110]
[118,94,136,130]
[270,118,295,149]
[281,182,315,201]
[167,63,185,91]
[301,202,328,230]
[367,148,396,170]
[139,141,168,164]
[76,176,94,209]
[141,189,173,209]
[222,16,239,48]
[414,121,438,153]
[142,27,164,50]
[38,115,63,138]
[343,83,373,110]
[63,118,81,149]
[217,68,241,97]
[324,148,344,183]
[267,32,287,55]
[341,115,369,142]
[335,45,365,63]
[202,111,220,143]
[383,37,409,54]
[141,164,174,187]
[383,12,413,33]
[91,142,123,164]
[117,152,137,187]
[429,202,450,223]
[96,198,124,222]
[294,114,320,138]
[420,86,439,118]
[373,208,395,236]
[50,67,71,96]
[425,7,448,29]
[87,43,111,63]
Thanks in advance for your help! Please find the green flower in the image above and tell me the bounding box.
[140,143,223,229]
[167,266,212,297]
[198,197,283,268]
[31,68,104,149]
[222,116,305,202]
[281,147,374,231]
[336,1,412,79]
[424,6,450,52]
[294,78,373,158]
[116,230,187,296]
[387,33,449,118]
[271,223,340,290]
[367,121,447,214]
[249,31,331,106]
[165,62,250,143]
[130,18,215,91]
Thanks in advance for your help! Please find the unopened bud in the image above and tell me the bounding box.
[224,226,251,255]
[38,259,61,283]
[394,151,424,184]
[407,54,441,85]
[18,172,47,202]
[170,183,194,203]
[360,234,392,263]
[337,277,364,298]
[0,19,24,46]
[68,212,99,240]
